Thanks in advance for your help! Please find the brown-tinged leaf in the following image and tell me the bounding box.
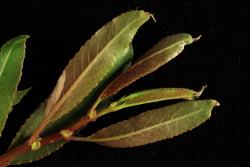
[72,100,219,148]
[100,33,200,100]
[30,10,151,142]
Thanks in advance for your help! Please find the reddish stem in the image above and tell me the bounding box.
[0,116,93,167]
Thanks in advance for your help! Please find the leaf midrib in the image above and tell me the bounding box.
[88,106,206,142]
[0,48,13,79]
[129,41,186,71]
[52,14,148,116]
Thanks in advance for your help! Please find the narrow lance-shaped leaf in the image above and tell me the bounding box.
[0,35,28,137]
[30,10,151,142]
[97,86,206,118]
[100,33,200,100]
[72,100,219,148]
[13,88,31,105]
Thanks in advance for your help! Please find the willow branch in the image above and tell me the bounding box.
[0,116,92,167]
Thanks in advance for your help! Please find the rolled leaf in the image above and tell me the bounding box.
[0,35,28,137]
[97,86,206,118]
[101,33,199,100]
[30,10,151,142]
[13,88,31,105]
[74,100,219,148]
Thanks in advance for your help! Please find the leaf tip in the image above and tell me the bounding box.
[23,35,30,39]
[147,12,156,22]
[18,35,30,42]
[193,35,202,42]
[213,100,220,107]
[136,10,156,22]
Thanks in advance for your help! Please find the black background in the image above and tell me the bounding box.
[0,0,248,167]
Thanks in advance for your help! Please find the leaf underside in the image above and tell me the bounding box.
[77,100,219,148]
[101,33,196,100]
[0,35,28,137]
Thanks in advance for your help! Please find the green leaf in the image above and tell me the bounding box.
[74,100,219,148]
[8,102,66,165]
[97,86,206,118]
[30,10,151,141]
[101,33,200,100]
[13,88,31,105]
[0,35,29,137]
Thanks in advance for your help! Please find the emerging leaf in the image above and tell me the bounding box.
[0,35,28,137]
[73,100,219,148]
[29,10,152,142]
[101,33,199,100]
[97,87,206,118]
